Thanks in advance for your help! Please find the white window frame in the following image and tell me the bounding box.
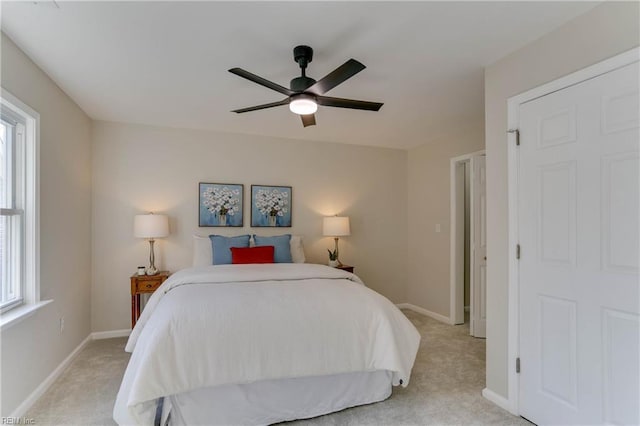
[0,88,41,325]
[1,110,25,311]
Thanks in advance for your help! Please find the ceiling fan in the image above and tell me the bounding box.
[229,45,383,127]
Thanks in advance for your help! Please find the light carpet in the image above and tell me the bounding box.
[25,310,529,425]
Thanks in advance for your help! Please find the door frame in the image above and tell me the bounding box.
[449,149,485,327]
[505,47,639,415]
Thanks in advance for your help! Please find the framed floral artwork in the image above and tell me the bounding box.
[199,183,244,227]
[251,185,292,227]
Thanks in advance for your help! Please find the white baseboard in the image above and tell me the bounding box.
[482,387,513,413]
[10,328,132,418]
[396,303,453,325]
[10,334,92,418]
[92,329,131,340]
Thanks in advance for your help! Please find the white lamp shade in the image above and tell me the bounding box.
[323,216,351,237]
[134,214,169,239]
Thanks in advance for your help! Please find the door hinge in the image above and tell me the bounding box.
[516,244,521,260]
[507,129,520,146]
[516,357,521,373]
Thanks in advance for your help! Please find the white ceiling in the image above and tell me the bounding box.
[1,1,598,149]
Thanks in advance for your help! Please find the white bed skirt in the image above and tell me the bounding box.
[166,370,393,426]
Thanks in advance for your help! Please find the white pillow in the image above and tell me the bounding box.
[193,234,306,266]
[193,235,213,267]
[290,235,306,263]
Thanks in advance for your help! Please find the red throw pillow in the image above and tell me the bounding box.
[230,246,275,264]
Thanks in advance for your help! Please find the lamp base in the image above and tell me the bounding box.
[334,237,343,267]
[146,239,158,275]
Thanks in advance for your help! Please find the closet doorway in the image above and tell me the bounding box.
[450,150,486,337]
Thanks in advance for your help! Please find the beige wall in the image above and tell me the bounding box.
[91,121,408,332]
[406,120,485,316]
[484,1,640,399]
[0,33,92,416]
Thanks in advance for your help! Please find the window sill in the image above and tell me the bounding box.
[0,300,52,331]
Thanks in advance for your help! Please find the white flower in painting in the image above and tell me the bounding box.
[254,188,289,218]
[202,186,240,216]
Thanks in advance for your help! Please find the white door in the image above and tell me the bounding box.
[470,155,487,338]
[518,61,639,425]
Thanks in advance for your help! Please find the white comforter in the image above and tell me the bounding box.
[114,263,420,425]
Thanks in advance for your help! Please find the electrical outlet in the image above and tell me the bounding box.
[435,224,441,233]
[59,317,64,333]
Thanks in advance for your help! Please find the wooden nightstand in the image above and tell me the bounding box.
[130,271,170,328]
[335,264,354,273]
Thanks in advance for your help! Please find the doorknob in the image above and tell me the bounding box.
[484,256,487,260]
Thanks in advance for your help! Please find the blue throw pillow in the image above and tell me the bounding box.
[210,235,250,265]
[253,234,292,263]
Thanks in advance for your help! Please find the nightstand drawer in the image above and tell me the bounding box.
[135,278,163,292]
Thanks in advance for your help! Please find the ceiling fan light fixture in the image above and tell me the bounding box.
[289,94,317,115]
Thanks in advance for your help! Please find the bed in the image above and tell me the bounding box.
[113,262,421,425]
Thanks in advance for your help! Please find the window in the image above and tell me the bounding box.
[1,112,25,311]
[1,92,38,315]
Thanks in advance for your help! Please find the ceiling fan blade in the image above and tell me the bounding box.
[232,98,290,113]
[316,96,383,111]
[301,114,316,127]
[229,68,294,96]
[306,59,366,95]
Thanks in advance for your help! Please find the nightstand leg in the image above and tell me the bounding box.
[131,295,136,328]
[135,295,141,326]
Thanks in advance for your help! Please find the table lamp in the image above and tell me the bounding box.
[134,213,169,275]
[323,216,350,266]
